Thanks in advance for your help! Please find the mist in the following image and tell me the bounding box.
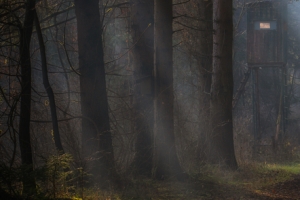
[1,0,300,199]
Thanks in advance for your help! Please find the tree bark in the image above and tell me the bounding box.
[210,0,238,169]
[153,0,184,180]
[131,0,154,177]
[34,10,64,154]
[18,0,36,195]
[196,0,213,161]
[74,0,118,187]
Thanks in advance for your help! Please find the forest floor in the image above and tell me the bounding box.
[116,163,300,200]
[12,162,299,199]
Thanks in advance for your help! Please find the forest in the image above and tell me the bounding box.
[1,0,300,199]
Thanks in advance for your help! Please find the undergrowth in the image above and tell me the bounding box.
[1,157,300,199]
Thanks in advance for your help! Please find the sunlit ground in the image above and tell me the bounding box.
[63,161,300,200]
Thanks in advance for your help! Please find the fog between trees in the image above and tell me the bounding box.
[1,0,300,199]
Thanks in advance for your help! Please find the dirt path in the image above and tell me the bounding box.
[120,174,300,199]
[189,175,300,200]
[251,175,300,200]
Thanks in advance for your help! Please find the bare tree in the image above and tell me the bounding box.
[153,0,184,180]
[131,0,154,177]
[34,9,65,154]
[195,0,213,161]
[210,0,238,169]
[18,0,36,195]
[74,0,119,187]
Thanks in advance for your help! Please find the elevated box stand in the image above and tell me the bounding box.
[239,1,289,158]
[247,0,287,68]
[233,1,288,109]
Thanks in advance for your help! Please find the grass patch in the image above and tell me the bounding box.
[75,163,300,199]
[231,162,300,191]
[19,163,299,199]
[185,162,300,198]
[266,163,300,174]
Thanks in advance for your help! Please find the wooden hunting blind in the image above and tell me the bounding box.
[247,1,287,66]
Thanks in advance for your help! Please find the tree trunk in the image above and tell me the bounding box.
[18,0,36,195]
[196,0,213,162]
[153,0,184,180]
[34,11,64,154]
[210,0,238,169]
[74,0,118,187]
[131,0,154,177]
